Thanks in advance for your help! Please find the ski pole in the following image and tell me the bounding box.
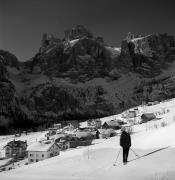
[113,148,121,166]
[130,148,139,157]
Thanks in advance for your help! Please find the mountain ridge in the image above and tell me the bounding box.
[0,25,175,134]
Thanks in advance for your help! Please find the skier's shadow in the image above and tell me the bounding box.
[128,146,169,163]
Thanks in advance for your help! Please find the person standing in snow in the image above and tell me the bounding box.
[96,129,100,139]
[120,127,131,165]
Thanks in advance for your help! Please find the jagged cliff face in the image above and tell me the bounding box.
[0,50,20,69]
[30,37,112,81]
[1,27,175,134]
[64,25,93,42]
[120,33,175,77]
[130,33,175,56]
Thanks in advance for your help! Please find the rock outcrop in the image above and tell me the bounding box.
[0,50,20,69]
[120,33,175,77]
[64,25,93,42]
[30,36,112,81]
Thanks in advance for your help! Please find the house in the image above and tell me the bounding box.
[67,120,79,129]
[98,129,116,138]
[87,119,102,128]
[27,140,60,163]
[128,110,137,118]
[56,135,92,149]
[48,128,57,136]
[141,113,156,123]
[3,140,27,159]
[55,134,72,144]
[55,133,67,140]
[57,139,70,150]
[75,128,94,139]
[69,136,92,147]
[147,101,159,106]
[53,123,61,129]
[60,136,79,148]
[102,120,122,130]
[61,120,79,129]
[56,135,78,149]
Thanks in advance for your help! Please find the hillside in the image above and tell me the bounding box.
[0,98,175,180]
[1,26,175,133]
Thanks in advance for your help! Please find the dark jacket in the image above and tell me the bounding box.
[96,130,100,139]
[120,131,131,148]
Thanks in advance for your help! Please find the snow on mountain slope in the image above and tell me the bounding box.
[1,104,175,180]
[69,38,80,47]
[105,46,121,58]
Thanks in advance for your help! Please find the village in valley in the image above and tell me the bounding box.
[0,99,173,173]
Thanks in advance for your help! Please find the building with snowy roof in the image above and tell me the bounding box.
[102,120,124,130]
[27,140,60,163]
[141,113,156,123]
[3,140,27,159]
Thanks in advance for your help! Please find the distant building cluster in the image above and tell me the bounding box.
[1,100,168,171]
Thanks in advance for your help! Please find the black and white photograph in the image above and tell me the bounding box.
[0,0,175,179]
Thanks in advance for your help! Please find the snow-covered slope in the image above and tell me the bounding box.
[1,99,175,180]
[105,46,121,58]
[1,124,175,180]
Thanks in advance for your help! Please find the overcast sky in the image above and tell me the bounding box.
[0,0,175,61]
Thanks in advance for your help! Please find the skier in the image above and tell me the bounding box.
[96,129,100,139]
[120,126,131,165]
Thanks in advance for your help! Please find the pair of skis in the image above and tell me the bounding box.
[113,148,139,166]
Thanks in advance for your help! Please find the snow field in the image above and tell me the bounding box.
[1,98,175,179]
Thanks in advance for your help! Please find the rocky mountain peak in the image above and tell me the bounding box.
[39,25,95,55]
[119,32,175,76]
[123,32,175,57]
[64,25,93,42]
[28,26,112,79]
[0,50,20,69]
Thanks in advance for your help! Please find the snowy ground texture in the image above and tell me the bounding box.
[1,99,175,180]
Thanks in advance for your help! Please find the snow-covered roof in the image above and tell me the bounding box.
[103,120,121,127]
[105,46,121,58]
[27,141,55,152]
[141,113,156,120]
[80,121,88,128]
[3,140,27,149]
